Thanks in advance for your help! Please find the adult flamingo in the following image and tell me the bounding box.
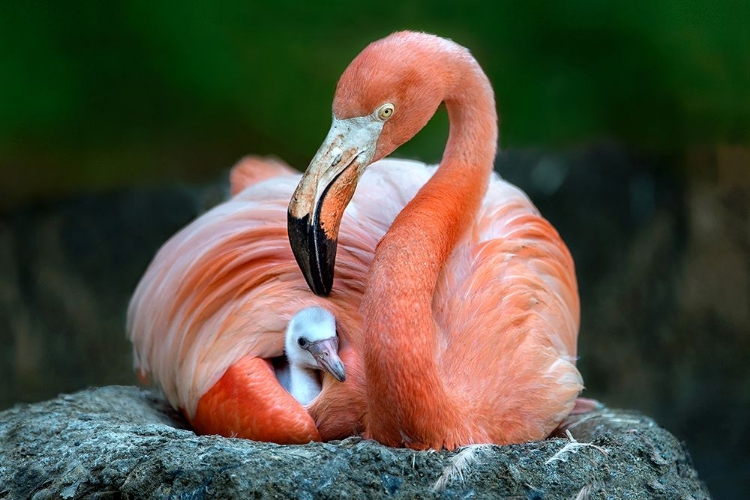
[128,31,583,449]
[288,31,583,449]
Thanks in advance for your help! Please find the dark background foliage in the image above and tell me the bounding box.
[1,2,748,498]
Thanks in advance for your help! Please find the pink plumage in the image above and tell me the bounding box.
[127,31,583,448]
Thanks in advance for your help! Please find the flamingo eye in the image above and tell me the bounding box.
[297,338,309,348]
[377,103,395,121]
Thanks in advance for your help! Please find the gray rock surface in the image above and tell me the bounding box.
[0,386,709,499]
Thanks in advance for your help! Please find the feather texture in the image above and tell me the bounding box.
[128,156,581,443]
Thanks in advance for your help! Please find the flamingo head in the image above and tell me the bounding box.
[289,31,466,296]
[285,306,346,382]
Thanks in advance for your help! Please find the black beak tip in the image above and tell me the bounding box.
[288,211,336,297]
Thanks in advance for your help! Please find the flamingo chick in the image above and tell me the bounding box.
[276,306,346,406]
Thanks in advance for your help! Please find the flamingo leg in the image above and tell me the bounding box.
[191,355,321,444]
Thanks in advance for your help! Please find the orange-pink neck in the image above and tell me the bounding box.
[362,55,497,446]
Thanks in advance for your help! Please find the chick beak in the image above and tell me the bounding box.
[305,338,346,382]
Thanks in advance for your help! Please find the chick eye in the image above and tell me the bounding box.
[297,338,309,348]
[377,103,394,121]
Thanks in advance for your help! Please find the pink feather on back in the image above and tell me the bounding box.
[127,158,429,417]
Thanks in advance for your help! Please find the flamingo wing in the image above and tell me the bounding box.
[433,173,583,444]
[229,156,298,196]
[127,158,428,442]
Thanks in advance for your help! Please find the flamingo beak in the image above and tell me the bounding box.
[305,337,347,382]
[288,115,384,296]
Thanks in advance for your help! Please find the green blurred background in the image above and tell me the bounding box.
[1,1,748,206]
[1,1,749,498]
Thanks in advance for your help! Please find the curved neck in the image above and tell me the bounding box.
[363,55,497,444]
